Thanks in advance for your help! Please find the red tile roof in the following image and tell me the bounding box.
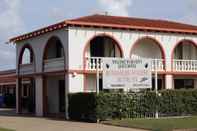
[10,14,197,43]
[0,69,16,85]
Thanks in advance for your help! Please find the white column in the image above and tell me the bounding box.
[165,74,174,90]
[165,58,172,72]
[65,73,69,120]
[35,76,44,116]
[16,78,21,114]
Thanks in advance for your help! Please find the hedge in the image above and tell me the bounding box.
[68,90,197,121]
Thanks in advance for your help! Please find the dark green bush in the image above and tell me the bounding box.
[68,93,97,121]
[68,90,197,121]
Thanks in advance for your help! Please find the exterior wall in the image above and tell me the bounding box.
[86,74,96,92]
[16,29,69,116]
[68,26,197,91]
[68,27,197,70]
[16,28,68,74]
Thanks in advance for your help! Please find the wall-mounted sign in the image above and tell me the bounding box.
[102,58,152,89]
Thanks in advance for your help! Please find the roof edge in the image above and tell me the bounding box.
[9,15,197,43]
[9,21,67,43]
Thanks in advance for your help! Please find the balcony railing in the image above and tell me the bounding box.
[19,63,34,75]
[85,57,164,71]
[44,57,64,72]
[173,59,197,72]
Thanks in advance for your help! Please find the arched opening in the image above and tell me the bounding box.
[18,45,35,114]
[130,37,166,90]
[130,37,165,59]
[42,36,66,116]
[172,40,197,89]
[172,40,197,60]
[84,34,123,92]
[43,37,64,60]
[19,45,34,65]
[21,48,32,64]
[88,36,122,57]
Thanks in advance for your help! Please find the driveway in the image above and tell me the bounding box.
[0,108,145,131]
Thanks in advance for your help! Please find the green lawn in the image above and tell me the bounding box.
[102,116,197,131]
[0,127,14,131]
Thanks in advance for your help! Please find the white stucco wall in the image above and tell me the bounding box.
[16,29,68,74]
[68,26,197,90]
[15,25,197,99]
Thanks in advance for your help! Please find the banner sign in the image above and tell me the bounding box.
[102,58,152,89]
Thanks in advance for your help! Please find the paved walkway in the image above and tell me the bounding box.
[0,108,144,131]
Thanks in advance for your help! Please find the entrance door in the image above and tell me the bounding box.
[59,80,65,113]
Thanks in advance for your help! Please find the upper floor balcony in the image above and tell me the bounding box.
[85,57,165,72]
[43,57,64,72]
[85,57,197,73]
[173,59,197,72]
[19,63,35,75]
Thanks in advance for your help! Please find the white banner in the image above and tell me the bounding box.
[102,58,152,89]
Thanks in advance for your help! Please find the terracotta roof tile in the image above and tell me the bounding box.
[10,14,197,43]
[68,14,197,32]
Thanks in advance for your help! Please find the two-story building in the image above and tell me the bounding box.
[9,14,197,118]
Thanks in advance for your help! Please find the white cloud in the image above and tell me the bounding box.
[0,0,25,70]
[97,0,132,16]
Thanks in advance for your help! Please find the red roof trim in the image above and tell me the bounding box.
[9,15,197,43]
[10,22,67,43]
[66,20,197,34]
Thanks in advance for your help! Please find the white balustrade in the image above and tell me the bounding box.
[85,57,103,70]
[44,57,64,72]
[85,57,164,71]
[173,59,197,72]
[151,59,164,71]
[19,63,34,74]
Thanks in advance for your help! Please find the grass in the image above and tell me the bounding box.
[0,128,14,131]
[102,116,197,131]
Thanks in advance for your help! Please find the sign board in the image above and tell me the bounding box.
[102,58,152,89]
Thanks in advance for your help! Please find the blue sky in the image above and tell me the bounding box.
[0,0,197,70]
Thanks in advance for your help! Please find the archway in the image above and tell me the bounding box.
[172,39,197,89]
[84,34,123,92]
[130,37,165,60]
[172,40,197,60]
[42,36,66,116]
[130,37,166,90]
[17,44,35,114]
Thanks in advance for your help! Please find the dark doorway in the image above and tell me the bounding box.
[59,80,65,113]
[90,36,116,57]
[152,78,163,90]
[21,79,35,113]
[174,79,194,89]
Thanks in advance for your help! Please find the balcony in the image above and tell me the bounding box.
[44,57,64,72]
[85,57,165,72]
[173,59,197,72]
[19,64,34,75]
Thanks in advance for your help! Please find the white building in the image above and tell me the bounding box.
[9,14,197,118]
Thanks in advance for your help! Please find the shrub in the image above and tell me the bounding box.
[68,90,197,121]
[68,93,97,121]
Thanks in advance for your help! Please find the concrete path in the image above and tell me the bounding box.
[0,108,144,131]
